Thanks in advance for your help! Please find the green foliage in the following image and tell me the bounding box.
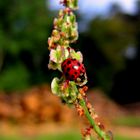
[48,45,69,70]
[0,132,81,140]
[0,64,30,90]
[0,0,53,90]
[0,0,139,94]
[113,116,140,127]
[35,132,81,140]
[51,77,79,104]
[0,132,140,140]
[84,14,137,92]
[114,135,140,140]
[0,136,20,140]
[64,0,78,10]
[48,44,83,71]
[88,16,135,71]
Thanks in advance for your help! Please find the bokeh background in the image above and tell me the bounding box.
[0,0,140,140]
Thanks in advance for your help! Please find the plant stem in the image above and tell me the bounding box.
[79,98,110,140]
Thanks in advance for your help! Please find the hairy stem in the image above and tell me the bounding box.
[79,98,110,140]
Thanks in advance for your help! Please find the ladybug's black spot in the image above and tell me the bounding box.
[66,60,71,65]
[66,67,70,72]
[65,72,69,78]
[74,72,78,75]
[77,62,81,66]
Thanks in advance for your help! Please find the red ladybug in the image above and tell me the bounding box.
[61,58,87,86]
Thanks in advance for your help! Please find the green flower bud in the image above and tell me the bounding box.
[61,0,78,10]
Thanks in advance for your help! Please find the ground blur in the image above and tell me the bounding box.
[0,85,140,140]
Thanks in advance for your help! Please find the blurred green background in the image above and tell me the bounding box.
[0,0,53,90]
[0,0,140,103]
[0,0,140,140]
[0,0,140,104]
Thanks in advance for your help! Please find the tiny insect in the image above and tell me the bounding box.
[61,58,87,86]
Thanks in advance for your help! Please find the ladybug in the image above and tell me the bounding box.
[61,58,87,86]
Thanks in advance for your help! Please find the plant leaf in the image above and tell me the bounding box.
[70,49,83,62]
[51,77,61,96]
